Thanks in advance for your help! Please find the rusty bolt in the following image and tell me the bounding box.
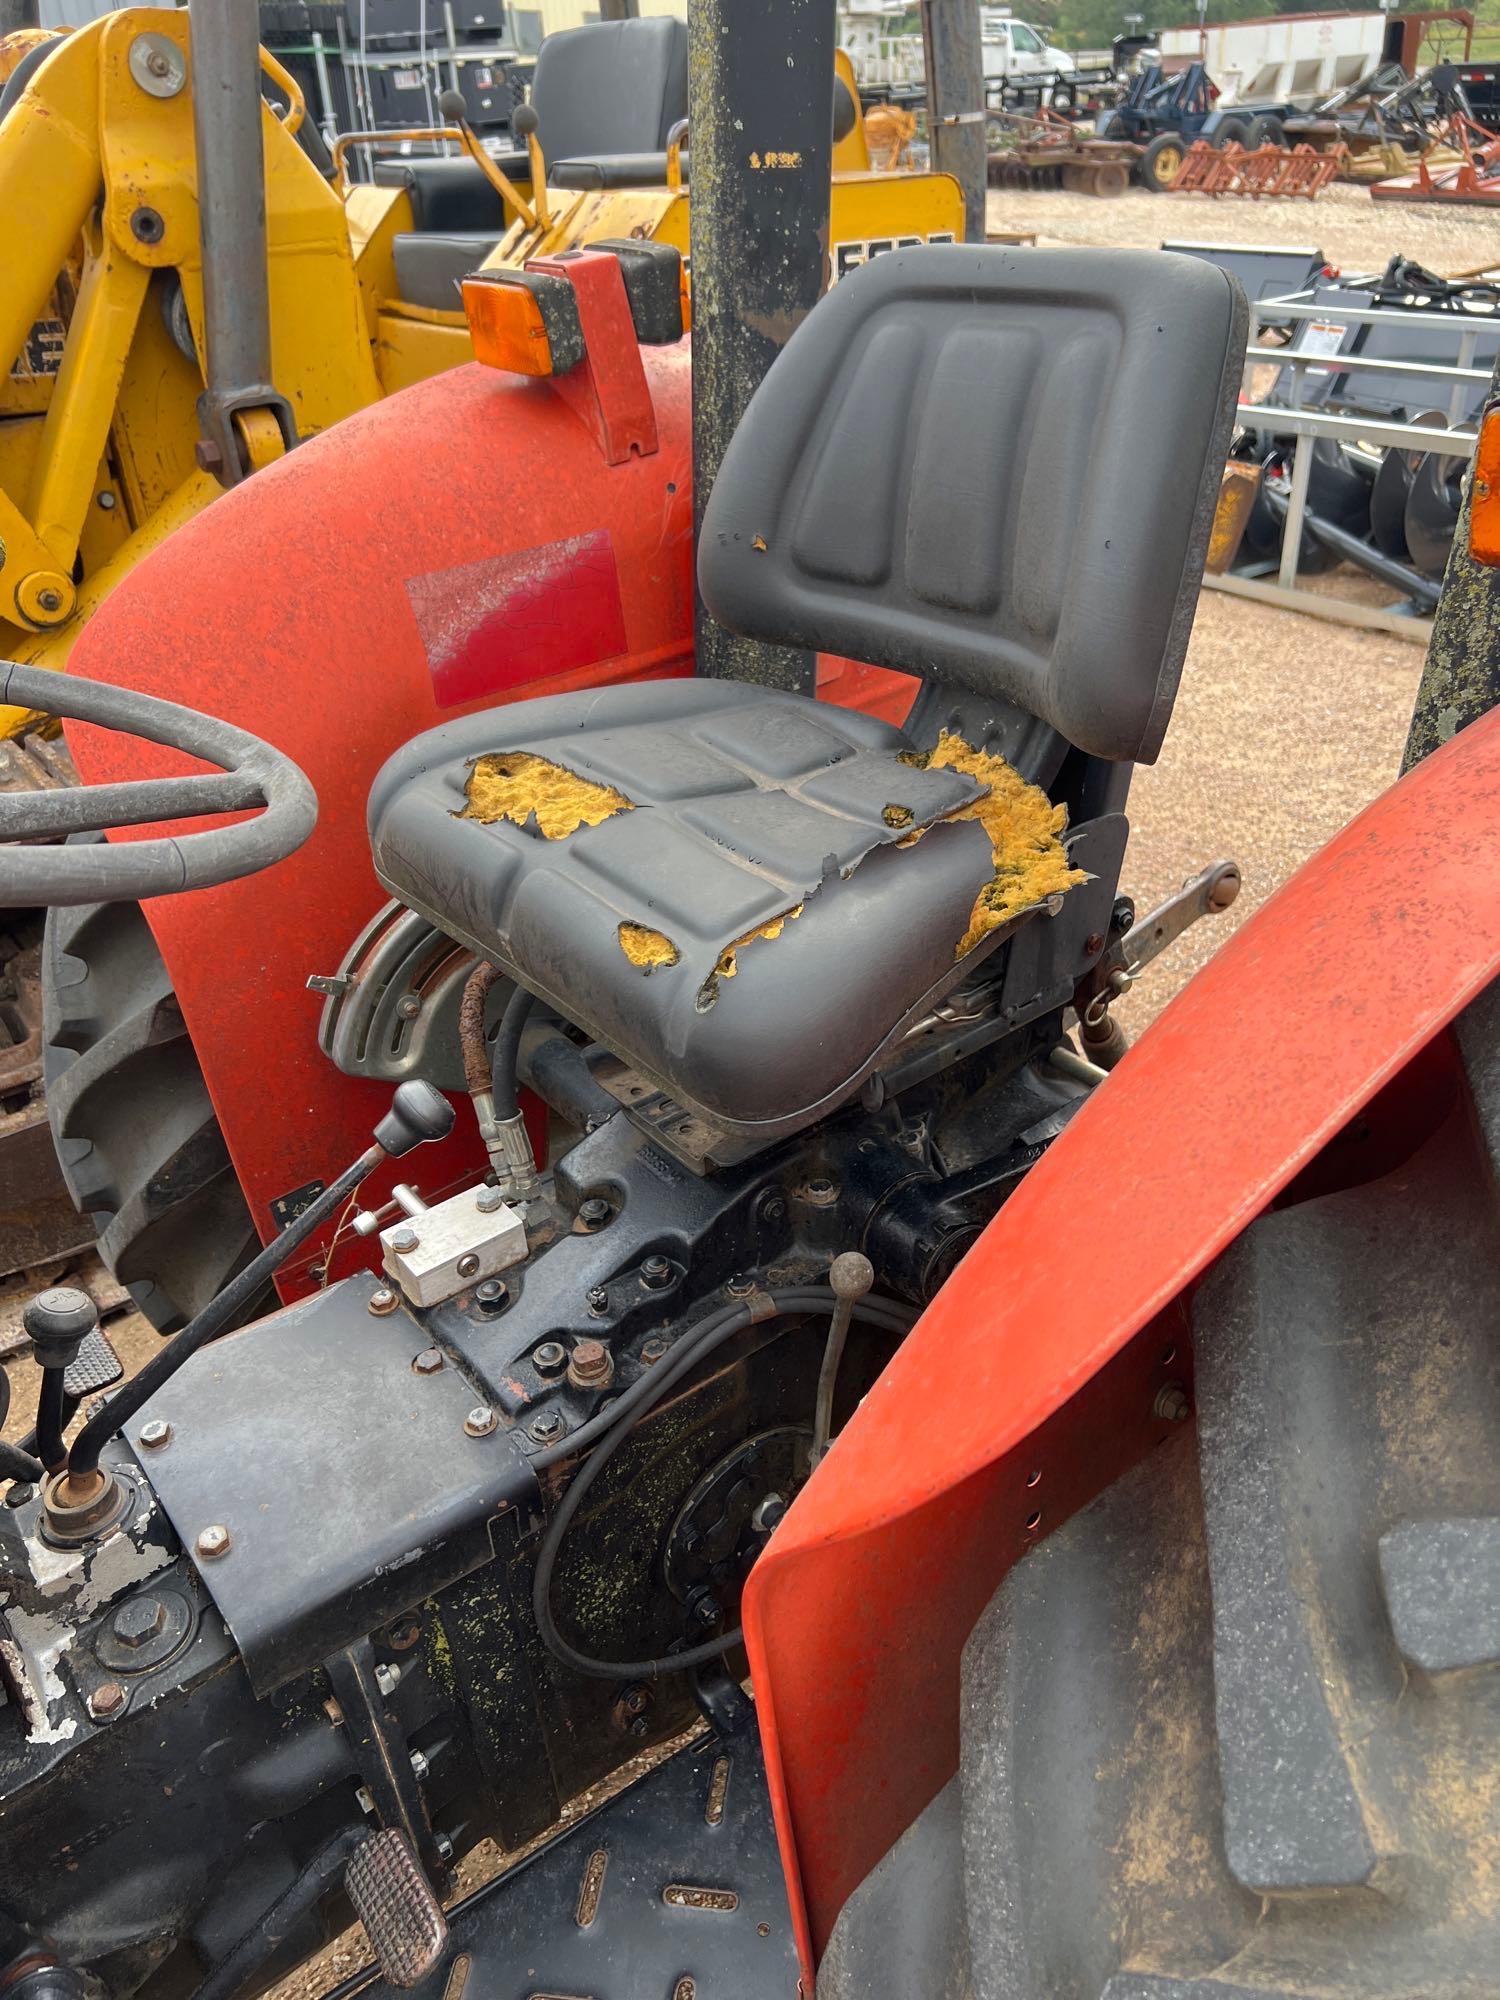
[569,1339,613,1390]
[88,1680,126,1720]
[464,1405,498,1438]
[641,1255,672,1290]
[196,1524,231,1561]
[368,1286,399,1316]
[641,1336,669,1366]
[194,438,224,475]
[533,1340,567,1376]
[1085,932,1105,955]
[139,1419,171,1450]
[111,1597,167,1649]
[412,1347,444,1375]
[1154,1383,1191,1424]
[578,1197,611,1230]
[530,1410,565,1444]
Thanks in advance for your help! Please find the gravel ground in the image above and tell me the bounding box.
[988,177,1500,274]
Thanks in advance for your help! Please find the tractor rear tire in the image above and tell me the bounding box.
[824,987,1500,1997]
[1246,110,1286,149]
[957,1054,1500,1997]
[1139,131,1185,191]
[42,891,260,1333]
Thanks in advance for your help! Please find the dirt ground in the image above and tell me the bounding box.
[0,168,1471,1991]
[988,176,1500,275]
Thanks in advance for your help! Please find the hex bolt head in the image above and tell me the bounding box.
[475,1185,503,1214]
[409,1747,430,1780]
[88,1680,126,1720]
[530,1410,565,1444]
[578,1197,611,1230]
[1154,1383,1192,1424]
[368,1286,399,1316]
[111,1597,167,1649]
[641,1255,672,1290]
[725,1274,755,1298]
[533,1340,567,1376]
[586,1285,609,1316]
[475,1277,509,1314]
[640,1336,669,1366]
[375,1661,402,1696]
[464,1405,498,1438]
[568,1338,613,1390]
[138,1418,172,1450]
[389,1225,420,1253]
[396,994,421,1020]
[412,1347,444,1375]
[196,1524,231,1561]
[752,1492,788,1535]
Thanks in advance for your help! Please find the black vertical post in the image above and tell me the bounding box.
[689,0,835,691]
[0,2,40,28]
[921,0,987,246]
[1403,355,1500,772]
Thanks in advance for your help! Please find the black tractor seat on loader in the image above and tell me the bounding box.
[380,15,688,312]
[369,245,1247,1144]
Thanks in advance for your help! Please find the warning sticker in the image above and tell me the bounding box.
[11,319,66,382]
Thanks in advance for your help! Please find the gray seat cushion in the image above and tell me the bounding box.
[392,231,502,312]
[368,681,1074,1137]
[551,150,686,191]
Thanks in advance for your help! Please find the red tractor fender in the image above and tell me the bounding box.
[61,345,908,1284]
[745,702,1500,1987]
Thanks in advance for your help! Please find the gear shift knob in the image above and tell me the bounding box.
[375,1081,456,1158]
[24,1286,98,1372]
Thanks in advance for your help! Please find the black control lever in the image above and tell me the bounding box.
[58,1083,456,1507]
[25,1286,98,1474]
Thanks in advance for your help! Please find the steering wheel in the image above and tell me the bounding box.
[0,664,317,906]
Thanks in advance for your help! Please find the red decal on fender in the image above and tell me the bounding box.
[407,530,628,707]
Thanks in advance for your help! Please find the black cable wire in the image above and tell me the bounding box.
[67,1144,382,1481]
[35,1366,69,1473]
[489,983,536,1123]
[532,1288,914,1681]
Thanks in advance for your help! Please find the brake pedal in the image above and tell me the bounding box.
[345,1829,448,1989]
[63,1325,123,1399]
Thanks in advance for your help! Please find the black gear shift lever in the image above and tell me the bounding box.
[25,1286,98,1473]
[57,1083,456,1517]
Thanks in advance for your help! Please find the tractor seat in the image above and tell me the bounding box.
[393,232,505,312]
[369,246,1247,1138]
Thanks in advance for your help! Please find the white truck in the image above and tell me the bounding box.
[839,4,1077,98]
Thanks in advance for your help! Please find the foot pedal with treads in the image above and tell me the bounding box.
[64,1325,123,1399]
[346,1829,448,1989]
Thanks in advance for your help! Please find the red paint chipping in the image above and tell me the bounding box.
[409,530,629,708]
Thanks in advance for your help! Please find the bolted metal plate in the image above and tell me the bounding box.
[347,1830,449,1990]
[334,1709,797,2000]
[127,1270,537,1694]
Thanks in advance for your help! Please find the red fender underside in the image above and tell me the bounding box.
[61,344,909,1290]
[744,703,1500,1988]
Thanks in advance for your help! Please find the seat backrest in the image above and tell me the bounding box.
[697,245,1247,766]
[530,16,688,167]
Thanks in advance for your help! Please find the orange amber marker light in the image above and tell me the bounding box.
[462,276,554,377]
[1472,403,1500,568]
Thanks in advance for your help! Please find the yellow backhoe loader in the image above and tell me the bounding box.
[0,7,962,738]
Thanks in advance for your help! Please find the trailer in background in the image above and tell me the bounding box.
[1156,8,1473,110]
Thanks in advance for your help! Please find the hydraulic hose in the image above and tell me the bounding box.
[0,1437,44,1487]
[490,982,536,1122]
[458,957,502,1098]
[65,1144,382,1484]
[34,1367,70,1474]
[532,1286,914,1680]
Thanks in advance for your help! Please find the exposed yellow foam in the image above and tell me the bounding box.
[921,732,1086,957]
[715,903,804,980]
[461,751,633,839]
[619,922,680,970]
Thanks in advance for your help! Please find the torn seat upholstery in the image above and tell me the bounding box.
[369,247,1247,1135]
